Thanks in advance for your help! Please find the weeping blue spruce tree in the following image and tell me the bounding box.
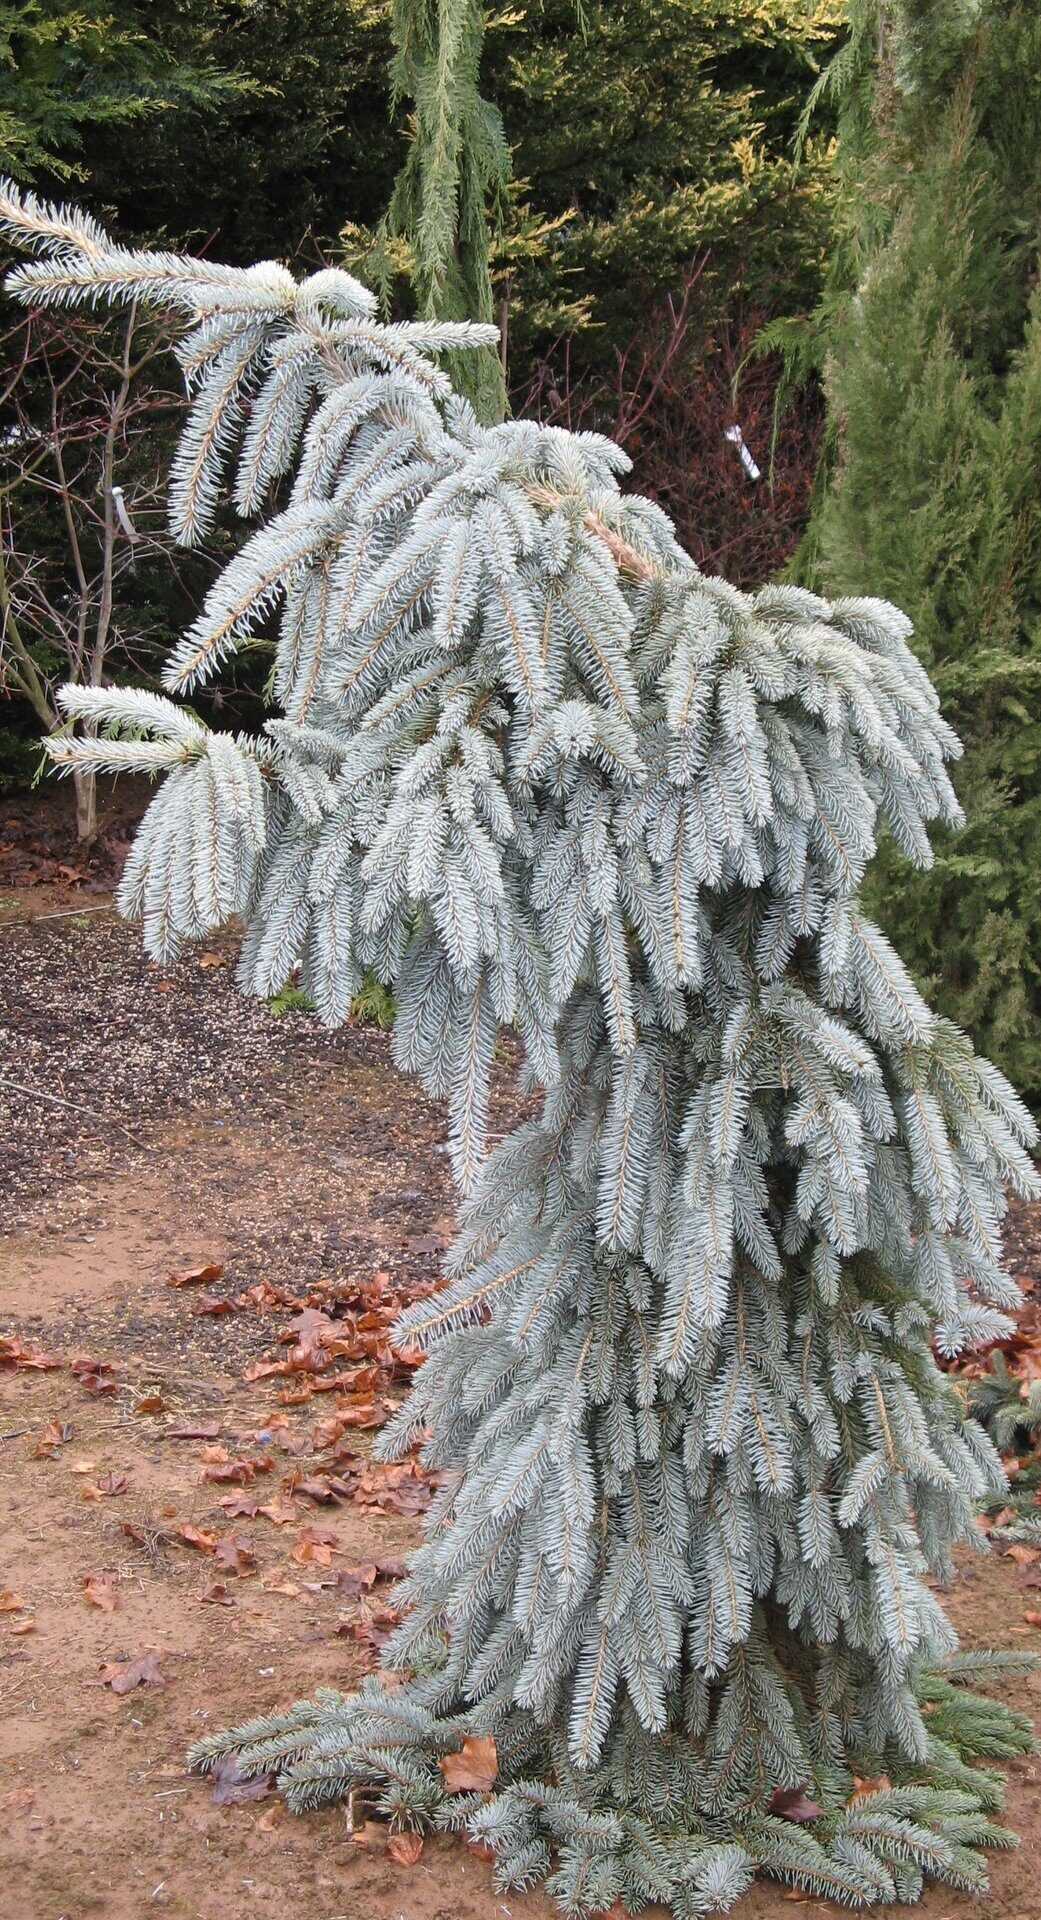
[2,182,1038,1913]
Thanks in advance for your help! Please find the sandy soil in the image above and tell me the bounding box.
[2,899,1040,1920]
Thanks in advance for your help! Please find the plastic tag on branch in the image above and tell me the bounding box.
[724,423,761,482]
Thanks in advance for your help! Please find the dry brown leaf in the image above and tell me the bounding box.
[257,1803,283,1832]
[98,1651,165,1692]
[0,1591,26,1613]
[213,1536,256,1577]
[71,1356,117,1396]
[201,1457,270,1486]
[174,1523,218,1553]
[1005,1543,1041,1567]
[334,1562,379,1600]
[387,1830,424,1866]
[850,1774,891,1799]
[439,1734,498,1795]
[218,1494,262,1519]
[0,1336,61,1371]
[200,1582,236,1607]
[209,1755,273,1805]
[769,1785,824,1823]
[1024,1610,1041,1628]
[134,1394,168,1415]
[83,1575,119,1613]
[95,1472,129,1497]
[260,1579,300,1598]
[31,1419,72,1457]
[256,1498,298,1527]
[167,1262,224,1289]
[292,1531,335,1568]
[9,1619,35,1636]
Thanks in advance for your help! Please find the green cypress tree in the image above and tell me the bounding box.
[376,0,509,422]
[788,2,1041,1107]
[4,178,1038,1914]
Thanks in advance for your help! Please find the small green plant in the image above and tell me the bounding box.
[350,974,396,1030]
[266,981,316,1019]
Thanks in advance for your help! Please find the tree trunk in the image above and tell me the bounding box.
[72,763,97,846]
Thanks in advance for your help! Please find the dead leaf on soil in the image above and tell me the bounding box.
[256,1498,299,1527]
[260,1580,300,1598]
[193,1294,239,1318]
[291,1527,338,1567]
[1024,1610,1041,1627]
[1005,1543,1041,1567]
[769,1785,824,1823]
[213,1536,257,1577]
[439,1734,498,1794]
[134,1394,168,1415]
[83,1575,119,1612]
[387,1830,424,1865]
[71,1355,117,1396]
[293,1475,348,1504]
[31,1419,72,1457]
[339,1607,403,1659]
[173,1523,218,1553]
[257,1803,282,1831]
[200,1582,236,1607]
[167,1262,224,1289]
[0,1335,61,1371]
[165,1422,221,1440]
[95,1472,129,1496]
[201,1456,273,1486]
[9,1619,35,1635]
[333,1562,379,1601]
[218,1494,262,1519]
[99,1650,165,1694]
[209,1755,274,1805]
[0,1591,26,1612]
[850,1774,891,1799]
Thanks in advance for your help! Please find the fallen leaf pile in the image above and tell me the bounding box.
[237,1269,437,1419]
[0,1336,61,1372]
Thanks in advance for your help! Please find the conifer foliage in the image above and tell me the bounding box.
[3,181,1038,1913]
[782,1,1041,1107]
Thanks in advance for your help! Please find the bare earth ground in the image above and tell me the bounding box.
[2,886,1041,1920]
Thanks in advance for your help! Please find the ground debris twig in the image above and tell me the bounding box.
[0,1075,147,1149]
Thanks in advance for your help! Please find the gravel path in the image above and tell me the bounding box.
[1,908,396,1232]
